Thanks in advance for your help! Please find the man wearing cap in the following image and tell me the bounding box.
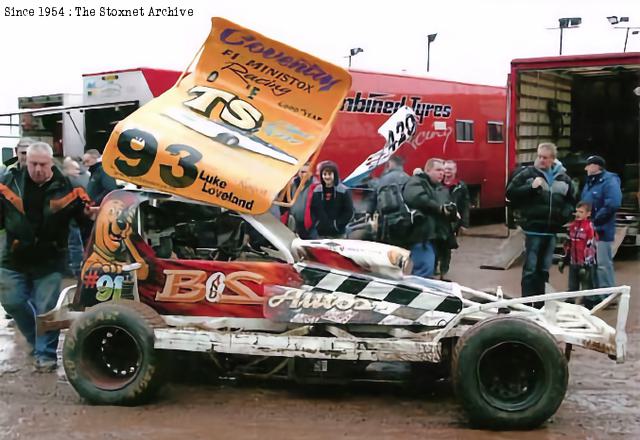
[581,155,622,288]
[4,137,34,175]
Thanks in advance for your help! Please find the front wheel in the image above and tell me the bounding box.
[452,316,568,430]
[63,300,167,405]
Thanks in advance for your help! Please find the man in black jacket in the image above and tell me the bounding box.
[310,161,354,238]
[506,143,575,304]
[443,160,470,234]
[403,158,456,277]
[0,142,91,372]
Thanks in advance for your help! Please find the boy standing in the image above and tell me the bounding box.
[559,201,597,304]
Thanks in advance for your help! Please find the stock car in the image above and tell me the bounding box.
[40,188,630,430]
[38,16,631,431]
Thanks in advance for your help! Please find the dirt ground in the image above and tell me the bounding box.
[1,226,638,440]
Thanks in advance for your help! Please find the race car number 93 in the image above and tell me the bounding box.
[115,128,202,188]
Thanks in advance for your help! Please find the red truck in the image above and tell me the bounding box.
[3,67,507,213]
[320,70,507,210]
[507,52,640,247]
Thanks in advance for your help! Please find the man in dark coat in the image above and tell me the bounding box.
[443,160,470,233]
[506,143,576,304]
[310,161,354,238]
[0,142,91,372]
[403,158,457,277]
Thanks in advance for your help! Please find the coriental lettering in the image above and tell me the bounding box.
[219,28,341,92]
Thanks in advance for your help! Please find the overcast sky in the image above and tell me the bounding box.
[0,0,637,115]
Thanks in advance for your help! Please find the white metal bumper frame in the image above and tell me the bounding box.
[40,279,630,364]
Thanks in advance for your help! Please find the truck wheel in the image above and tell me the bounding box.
[452,316,568,430]
[63,300,167,405]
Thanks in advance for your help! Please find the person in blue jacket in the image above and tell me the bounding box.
[581,155,622,288]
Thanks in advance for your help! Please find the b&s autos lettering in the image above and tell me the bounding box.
[268,290,374,311]
[155,270,264,304]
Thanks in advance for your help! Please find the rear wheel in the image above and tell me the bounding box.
[452,317,568,430]
[63,300,167,405]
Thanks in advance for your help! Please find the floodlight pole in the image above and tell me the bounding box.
[346,48,363,68]
[555,17,581,55]
[427,34,437,72]
[616,27,640,52]
[624,27,630,52]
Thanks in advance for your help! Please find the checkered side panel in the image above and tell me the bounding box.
[294,264,463,325]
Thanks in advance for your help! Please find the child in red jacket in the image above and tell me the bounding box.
[559,201,597,298]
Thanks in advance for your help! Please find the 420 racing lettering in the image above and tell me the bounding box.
[383,111,417,155]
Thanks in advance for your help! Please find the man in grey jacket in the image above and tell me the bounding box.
[376,156,410,194]
[373,156,410,244]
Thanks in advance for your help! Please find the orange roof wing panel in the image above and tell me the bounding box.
[102,17,351,214]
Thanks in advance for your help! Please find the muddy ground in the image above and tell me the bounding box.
[0,226,638,439]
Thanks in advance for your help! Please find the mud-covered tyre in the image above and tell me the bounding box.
[452,316,568,430]
[63,300,167,405]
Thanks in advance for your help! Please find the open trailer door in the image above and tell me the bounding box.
[101,17,351,215]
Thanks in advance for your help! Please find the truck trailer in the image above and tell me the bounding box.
[507,52,640,247]
[1,68,182,160]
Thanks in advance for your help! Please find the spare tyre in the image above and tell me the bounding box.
[452,316,568,430]
[63,300,167,405]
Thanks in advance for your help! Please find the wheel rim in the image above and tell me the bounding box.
[477,341,546,412]
[80,325,142,391]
